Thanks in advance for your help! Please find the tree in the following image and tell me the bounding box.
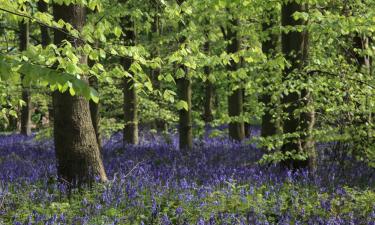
[281,1,316,170]
[176,0,193,150]
[203,39,214,125]
[120,9,139,145]
[19,19,32,136]
[260,6,279,139]
[52,2,107,184]
[225,18,245,141]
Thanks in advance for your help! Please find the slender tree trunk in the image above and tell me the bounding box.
[261,8,279,138]
[243,89,251,138]
[149,0,167,132]
[89,75,102,149]
[53,3,107,184]
[203,41,214,124]
[19,20,32,136]
[120,15,139,145]
[176,0,193,150]
[281,2,316,170]
[226,19,245,141]
[150,0,161,90]
[37,0,52,127]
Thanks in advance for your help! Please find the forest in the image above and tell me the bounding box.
[0,0,374,224]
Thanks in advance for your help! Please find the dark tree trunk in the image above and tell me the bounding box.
[243,89,251,138]
[19,20,32,136]
[176,0,193,150]
[203,41,214,124]
[149,0,167,132]
[37,0,52,46]
[177,67,193,150]
[260,8,279,139]
[120,15,139,145]
[53,3,107,184]
[226,19,245,141]
[281,2,316,170]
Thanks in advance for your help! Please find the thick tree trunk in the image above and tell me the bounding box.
[19,20,32,136]
[53,3,107,184]
[176,0,193,150]
[120,15,139,145]
[226,19,245,141]
[260,8,279,139]
[203,41,214,124]
[281,2,316,170]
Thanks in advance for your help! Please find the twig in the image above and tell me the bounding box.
[307,69,375,89]
[0,7,82,42]
[124,160,146,178]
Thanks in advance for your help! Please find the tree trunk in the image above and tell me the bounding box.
[177,67,193,150]
[203,41,214,124]
[37,0,53,127]
[260,8,279,139]
[226,19,245,141]
[120,15,139,145]
[281,2,316,170]
[37,0,51,47]
[150,0,161,90]
[243,89,251,138]
[19,20,32,136]
[89,75,102,149]
[53,3,107,185]
[149,0,167,132]
[176,0,193,150]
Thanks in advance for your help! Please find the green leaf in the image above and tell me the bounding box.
[176,100,188,111]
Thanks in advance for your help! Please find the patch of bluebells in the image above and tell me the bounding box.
[0,129,374,224]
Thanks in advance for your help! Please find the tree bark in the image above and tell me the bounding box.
[53,3,107,185]
[120,15,139,145]
[281,2,316,170]
[226,19,245,141]
[176,0,193,150]
[19,20,32,136]
[260,8,279,138]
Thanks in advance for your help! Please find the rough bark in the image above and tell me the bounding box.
[281,2,316,170]
[260,8,279,138]
[120,15,139,145]
[19,20,32,136]
[176,0,193,149]
[53,3,107,185]
[226,19,245,141]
